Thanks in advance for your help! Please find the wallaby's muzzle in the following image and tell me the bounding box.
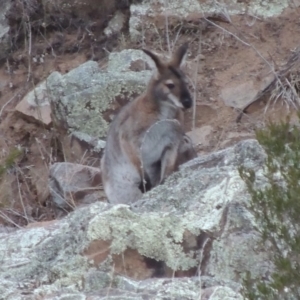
[181,91,193,109]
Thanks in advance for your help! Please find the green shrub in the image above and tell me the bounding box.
[239,115,300,300]
[0,148,23,178]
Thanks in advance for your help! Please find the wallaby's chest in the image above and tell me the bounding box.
[159,102,183,121]
[110,96,184,151]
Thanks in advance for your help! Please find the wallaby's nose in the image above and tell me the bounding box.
[181,88,193,109]
[182,96,192,109]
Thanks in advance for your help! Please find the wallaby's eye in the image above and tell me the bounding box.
[184,136,189,143]
[165,82,175,89]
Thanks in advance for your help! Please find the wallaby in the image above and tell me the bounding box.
[101,43,197,204]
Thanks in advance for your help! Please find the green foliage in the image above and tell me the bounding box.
[0,148,23,179]
[239,115,300,300]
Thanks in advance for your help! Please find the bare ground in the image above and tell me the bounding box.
[0,5,300,228]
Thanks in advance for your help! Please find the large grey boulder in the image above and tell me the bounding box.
[16,49,154,152]
[133,139,271,283]
[130,0,296,41]
[40,284,243,300]
[130,0,202,41]
[47,50,153,141]
[0,139,271,298]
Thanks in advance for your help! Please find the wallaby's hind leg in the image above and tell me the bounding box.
[176,134,197,166]
[103,177,142,205]
[159,145,180,184]
[101,156,143,205]
[160,135,197,184]
[139,163,159,192]
[141,126,197,188]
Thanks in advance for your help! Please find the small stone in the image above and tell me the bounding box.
[220,81,258,109]
[15,81,52,126]
[199,54,205,60]
[49,162,105,209]
[220,74,275,110]
[186,125,214,148]
[104,11,126,37]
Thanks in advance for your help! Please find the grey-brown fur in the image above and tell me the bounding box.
[101,43,197,204]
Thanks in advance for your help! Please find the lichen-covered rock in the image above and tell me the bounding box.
[132,139,272,283]
[0,202,206,298]
[14,49,153,153]
[202,286,243,300]
[104,10,127,37]
[15,81,52,126]
[47,50,153,141]
[0,139,272,298]
[42,279,242,300]
[107,49,155,73]
[130,0,295,41]
[130,0,201,41]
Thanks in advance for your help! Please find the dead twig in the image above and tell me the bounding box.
[0,210,22,229]
[0,91,22,119]
[202,14,300,122]
[192,37,202,130]
[236,47,300,122]
[26,21,32,82]
[163,0,171,55]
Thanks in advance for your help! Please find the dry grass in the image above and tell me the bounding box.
[200,14,300,121]
[269,71,300,111]
[0,147,28,227]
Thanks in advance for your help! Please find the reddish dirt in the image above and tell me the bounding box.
[0,5,300,228]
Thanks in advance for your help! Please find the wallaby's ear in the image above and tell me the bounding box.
[170,42,189,68]
[142,49,166,74]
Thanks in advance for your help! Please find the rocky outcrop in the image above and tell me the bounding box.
[15,81,52,126]
[16,49,155,153]
[48,49,152,140]
[104,10,127,37]
[7,2,293,298]
[133,139,271,282]
[129,0,295,41]
[0,139,272,299]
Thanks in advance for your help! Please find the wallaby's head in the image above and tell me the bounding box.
[143,43,193,109]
